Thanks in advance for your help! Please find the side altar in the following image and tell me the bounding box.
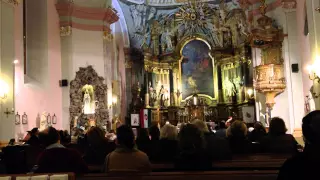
[128,0,255,126]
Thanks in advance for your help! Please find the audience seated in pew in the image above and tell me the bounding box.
[35,127,88,174]
[277,110,320,180]
[261,117,298,154]
[103,125,151,173]
[1,112,311,176]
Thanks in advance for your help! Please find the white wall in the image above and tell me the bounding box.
[0,2,15,141]
[61,28,107,130]
[14,0,63,137]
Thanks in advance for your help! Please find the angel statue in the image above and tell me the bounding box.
[161,28,173,52]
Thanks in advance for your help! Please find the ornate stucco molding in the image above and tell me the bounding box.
[281,0,297,9]
[103,30,113,41]
[60,26,72,36]
[56,2,119,33]
[2,0,20,6]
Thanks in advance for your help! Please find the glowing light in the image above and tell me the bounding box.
[247,88,253,97]
[0,79,9,99]
[112,96,117,104]
[13,60,19,64]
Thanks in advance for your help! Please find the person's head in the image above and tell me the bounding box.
[178,124,205,151]
[160,124,178,140]
[302,110,320,146]
[269,117,287,136]
[136,128,150,141]
[149,125,160,141]
[227,120,247,138]
[38,127,60,147]
[31,128,39,136]
[192,119,209,133]
[87,126,107,147]
[219,121,226,129]
[8,139,15,145]
[116,125,135,149]
[253,121,266,133]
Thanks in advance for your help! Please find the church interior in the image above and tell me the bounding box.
[0,0,318,144]
[1,0,320,178]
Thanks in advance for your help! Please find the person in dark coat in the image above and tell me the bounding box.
[26,128,40,146]
[215,121,227,138]
[193,120,231,160]
[151,124,178,162]
[148,125,160,160]
[248,122,267,143]
[261,117,298,154]
[277,110,320,180]
[136,128,151,155]
[84,126,116,165]
[227,120,252,154]
[175,124,211,171]
[36,127,88,173]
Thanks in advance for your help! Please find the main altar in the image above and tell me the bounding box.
[127,0,256,126]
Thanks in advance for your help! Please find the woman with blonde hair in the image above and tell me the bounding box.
[152,123,178,162]
[192,120,231,160]
[227,120,252,154]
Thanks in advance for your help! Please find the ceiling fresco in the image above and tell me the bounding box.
[118,0,242,50]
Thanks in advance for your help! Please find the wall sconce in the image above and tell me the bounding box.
[112,96,118,105]
[247,88,254,99]
[0,79,9,100]
[316,0,320,12]
[307,57,320,82]
[109,96,118,108]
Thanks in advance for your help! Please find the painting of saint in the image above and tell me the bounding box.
[181,40,214,99]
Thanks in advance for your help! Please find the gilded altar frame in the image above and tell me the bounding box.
[175,35,219,105]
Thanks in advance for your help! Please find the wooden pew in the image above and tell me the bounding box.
[78,171,278,180]
[151,154,288,171]
[0,173,75,180]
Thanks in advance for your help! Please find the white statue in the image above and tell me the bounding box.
[161,29,173,51]
[148,7,157,21]
[238,19,248,36]
[224,77,236,97]
[83,90,93,114]
[130,5,142,32]
[40,111,48,131]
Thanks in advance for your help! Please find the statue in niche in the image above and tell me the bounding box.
[161,28,174,52]
[130,5,143,32]
[132,82,143,108]
[40,111,48,131]
[223,77,237,102]
[149,82,156,107]
[158,85,166,108]
[148,7,157,21]
[82,84,97,115]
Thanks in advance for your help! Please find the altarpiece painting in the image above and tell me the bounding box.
[181,40,215,99]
